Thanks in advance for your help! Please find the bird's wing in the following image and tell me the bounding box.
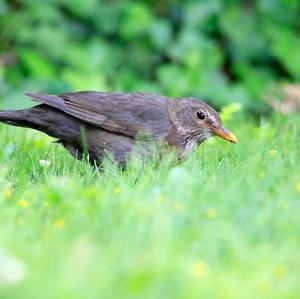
[25,92,172,138]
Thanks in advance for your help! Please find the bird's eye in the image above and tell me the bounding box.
[196,111,206,120]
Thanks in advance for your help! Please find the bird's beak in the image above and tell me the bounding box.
[212,126,238,144]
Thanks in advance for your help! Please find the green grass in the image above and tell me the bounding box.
[0,113,299,299]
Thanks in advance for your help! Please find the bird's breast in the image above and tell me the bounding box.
[178,139,198,160]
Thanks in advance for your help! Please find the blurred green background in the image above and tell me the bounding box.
[0,0,299,111]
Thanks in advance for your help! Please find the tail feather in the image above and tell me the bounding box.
[0,110,27,127]
[0,105,88,142]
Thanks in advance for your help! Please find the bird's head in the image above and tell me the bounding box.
[168,98,238,145]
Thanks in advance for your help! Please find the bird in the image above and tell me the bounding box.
[0,92,237,166]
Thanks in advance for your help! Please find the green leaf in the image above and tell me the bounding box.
[120,3,153,38]
[19,49,55,79]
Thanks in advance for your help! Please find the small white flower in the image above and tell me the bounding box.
[0,248,27,286]
[39,160,51,167]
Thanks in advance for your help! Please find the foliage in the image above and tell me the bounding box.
[0,0,300,111]
[0,113,299,298]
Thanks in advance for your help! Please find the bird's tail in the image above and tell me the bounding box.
[0,109,29,127]
[0,105,86,142]
[0,92,65,128]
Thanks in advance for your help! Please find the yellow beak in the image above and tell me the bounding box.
[213,127,238,144]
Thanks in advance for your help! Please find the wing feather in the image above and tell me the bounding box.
[26,91,172,138]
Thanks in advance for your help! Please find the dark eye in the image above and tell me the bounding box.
[196,111,206,120]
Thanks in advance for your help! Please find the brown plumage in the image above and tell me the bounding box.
[0,92,237,166]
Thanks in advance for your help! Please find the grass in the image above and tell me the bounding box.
[0,112,299,299]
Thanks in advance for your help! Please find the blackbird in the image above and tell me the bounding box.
[0,92,237,166]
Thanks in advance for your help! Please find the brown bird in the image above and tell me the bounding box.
[0,92,237,166]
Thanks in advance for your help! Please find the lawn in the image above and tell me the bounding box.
[0,110,299,299]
